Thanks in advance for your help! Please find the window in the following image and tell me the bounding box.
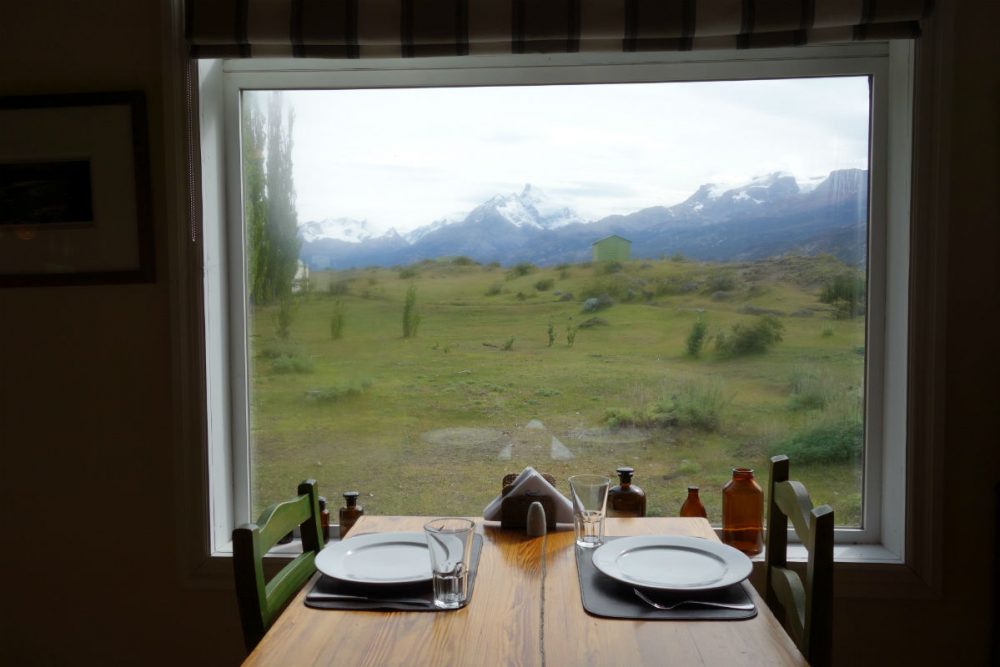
[199,42,911,560]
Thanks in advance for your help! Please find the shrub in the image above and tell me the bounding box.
[668,381,729,431]
[771,419,863,464]
[582,294,614,312]
[547,321,555,347]
[535,278,555,291]
[685,318,708,358]
[451,256,477,266]
[402,285,421,338]
[819,273,866,319]
[398,266,418,279]
[506,262,536,279]
[787,371,832,411]
[306,378,373,403]
[566,319,578,347]
[484,283,502,296]
[329,300,345,340]
[275,295,295,340]
[704,272,737,293]
[715,316,784,357]
[501,336,515,351]
[328,279,350,296]
[271,353,314,374]
[598,260,624,274]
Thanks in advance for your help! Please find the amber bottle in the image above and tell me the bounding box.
[318,496,330,541]
[679,486,708,519]
[721,468,763,555]
[339,491,363,539]
[607,466,647,517]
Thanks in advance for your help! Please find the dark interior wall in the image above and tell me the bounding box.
[0,1,996,665]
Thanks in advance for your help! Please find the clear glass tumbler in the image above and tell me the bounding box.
[568,475,611,548]
[424,517,475,609]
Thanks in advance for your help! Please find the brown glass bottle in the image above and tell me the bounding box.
[318,496,330,542]
[679,485,708,519]
[339,491,363,539]
[721,468,763,555]
[607,466,646,517]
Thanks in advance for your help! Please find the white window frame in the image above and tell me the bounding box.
[197,42,913,562]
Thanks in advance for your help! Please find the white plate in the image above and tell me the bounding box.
[316,532,432,585]
[591,536,752,591]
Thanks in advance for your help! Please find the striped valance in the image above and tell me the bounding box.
[187,0,934,59]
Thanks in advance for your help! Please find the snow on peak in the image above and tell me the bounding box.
[491,184,583,230]
[299,217,376,243]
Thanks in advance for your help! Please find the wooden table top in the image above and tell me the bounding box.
[243,515,806,666]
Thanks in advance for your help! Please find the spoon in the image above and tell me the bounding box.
[633,588,754,611]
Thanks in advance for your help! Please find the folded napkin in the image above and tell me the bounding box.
[483,466,575,523]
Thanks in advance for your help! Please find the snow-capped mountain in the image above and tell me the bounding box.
[299,217,376,243]
[298,169,869,269]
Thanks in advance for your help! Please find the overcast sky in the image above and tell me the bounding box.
[257,76,869,234]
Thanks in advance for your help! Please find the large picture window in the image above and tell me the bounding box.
[200,43,911,555]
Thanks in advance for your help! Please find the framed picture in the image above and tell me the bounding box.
[0,91,154,286]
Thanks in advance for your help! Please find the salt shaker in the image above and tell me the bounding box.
[526,501,547,537]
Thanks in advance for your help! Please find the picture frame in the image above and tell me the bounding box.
[0,91,154,286]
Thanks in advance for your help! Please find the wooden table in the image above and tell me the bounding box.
[244,516,806,666]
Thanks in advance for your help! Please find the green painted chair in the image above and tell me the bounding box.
[765,455,834,667]
[233,479,325,653]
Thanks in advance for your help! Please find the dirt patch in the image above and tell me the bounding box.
[421,427,507,450]
[566,426,654,445]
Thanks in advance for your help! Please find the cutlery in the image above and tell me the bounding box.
[633,588,754,611]
[307,592,431,605]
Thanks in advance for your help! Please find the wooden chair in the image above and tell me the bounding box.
[765,455,834,667]
[233,479,324,653]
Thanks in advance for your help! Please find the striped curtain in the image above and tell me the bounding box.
[187,0,934,59]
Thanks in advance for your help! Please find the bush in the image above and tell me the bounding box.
[330,300,345,340]
[402,285,421,338]
[506,262,536,279]
[566,319,578,347]
[668,381,729,431]
[787,372,832,411]
[451,256,478,266]
[271,353,314,374]
[328,279,350,296]
[484,283,502,296]
[535,278,555,291]
[715,316,784,357]
[398,266,418,279]
[598,260,624,274]
[305,378,373,403]
[771,420,863,464]
[704,272,737,293]
[547,321,555,347]
[501,336,515,351]
[819,273,866,319]
[685,318,708,358]
[582,294,614,312]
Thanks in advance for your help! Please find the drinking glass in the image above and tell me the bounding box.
[424,518,475,609]
[568,475,611,548]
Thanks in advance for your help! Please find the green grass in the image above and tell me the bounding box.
[248,255,865,527]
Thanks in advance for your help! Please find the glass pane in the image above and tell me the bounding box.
[242,77,869,526]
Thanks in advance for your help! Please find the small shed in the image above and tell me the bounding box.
[592,235,631,262]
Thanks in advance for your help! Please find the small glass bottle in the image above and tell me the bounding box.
[721,468,764,555]
[607,466,647,517]
[339,491,363,539]
[318,496,330,541]
[679,485,708,519]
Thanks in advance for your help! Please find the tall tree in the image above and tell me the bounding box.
[243,98,269,304]
[242,92,301,306]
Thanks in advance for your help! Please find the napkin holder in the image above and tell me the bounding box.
[499,473,558,530]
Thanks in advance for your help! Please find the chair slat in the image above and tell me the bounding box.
[233,479,324,653]
[765,455,834,667]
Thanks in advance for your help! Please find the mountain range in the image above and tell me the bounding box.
[298,169,869,270]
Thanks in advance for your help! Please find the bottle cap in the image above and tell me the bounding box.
[616,466,634,482]
[318,495,327,510]
[343,491,359,506]
[687,485,699,492]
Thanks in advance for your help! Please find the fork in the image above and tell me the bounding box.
[307,592,431,605]
[633,588,754,611]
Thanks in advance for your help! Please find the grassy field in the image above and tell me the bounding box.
[249,254,866,526]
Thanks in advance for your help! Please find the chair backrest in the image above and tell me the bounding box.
[765,455,834,667]
[233,479,324,653]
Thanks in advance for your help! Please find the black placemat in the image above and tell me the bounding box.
[575,536,757,620]
[305,533,483,612]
